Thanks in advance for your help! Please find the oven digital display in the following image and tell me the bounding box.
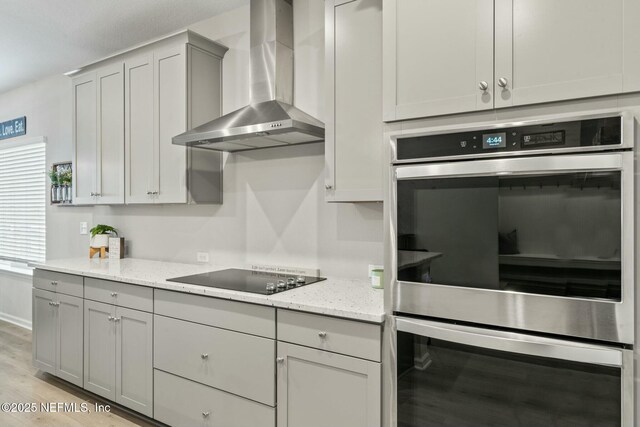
[522,130,565,147]
[482,132,507,149]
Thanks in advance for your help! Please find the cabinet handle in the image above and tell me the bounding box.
[276,357,285,364]
[201,353,209,359]
[478,81,489,91]
[325,184,333,190]
[50,280,58,286]
[108,315,114,321]
[94,193,101,197]
[318,331,327,338]
[497,77,508,88]
[152,191,159,195]
[110,292,117,297]
[49,302,59,307]
[113,317,121,322]
[202,412,210,418]
[146,191,152,195]
[48,301,54,306]
[90,192,95,196]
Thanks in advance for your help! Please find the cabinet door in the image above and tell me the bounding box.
[494,0,633,107]
[56,294,83,387]
[326,0,383,202]
[96,63,125,204]
[115,307,153,417]
[383,0,494,121]
[154,45,188,204]
[72,72,97,205]
[32,289,57,374]
[277,342,381,427]
[125,54,155,204]
[84,300,116,400]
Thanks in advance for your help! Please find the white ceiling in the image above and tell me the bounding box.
[0,0,247,95]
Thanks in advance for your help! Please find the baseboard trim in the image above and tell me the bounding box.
[0,312,31,330]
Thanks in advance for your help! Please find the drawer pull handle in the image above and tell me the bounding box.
[202,411,210,418]
[110,292,118,297]
[276,357,285,364]
[201,353,209,359]
[113,317,121,322]
[50,281,58,286]
[49,301,59,306]
[318,331,327,338]
[108,316,114,321]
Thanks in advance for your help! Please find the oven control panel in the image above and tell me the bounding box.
[396,116,622,161]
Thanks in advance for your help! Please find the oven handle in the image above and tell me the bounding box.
[396,317,623,367]
[395,152,626,180]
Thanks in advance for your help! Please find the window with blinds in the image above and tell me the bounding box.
[0,138,46,263]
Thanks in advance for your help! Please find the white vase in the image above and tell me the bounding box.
[90,234,110,248]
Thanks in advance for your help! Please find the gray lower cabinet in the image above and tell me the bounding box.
[84,300,153,417]
[32,288,83,387]
[154,314,275,406]
[154,369,276,427]
[276,342,381,427]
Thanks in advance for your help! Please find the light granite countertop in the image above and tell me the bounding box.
[30,258,385,323]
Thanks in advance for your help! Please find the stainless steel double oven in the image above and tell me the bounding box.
[388,112,636,426]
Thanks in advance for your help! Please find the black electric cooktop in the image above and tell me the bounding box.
[167,268,326,295]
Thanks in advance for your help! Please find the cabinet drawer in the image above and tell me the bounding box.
[84,278,152,312]
[154,315,275,405]
[277,310,381,362]
[154,289,275,338]
[33,269,83,297]
[154,370,275,427]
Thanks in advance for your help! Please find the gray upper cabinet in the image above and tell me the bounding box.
[494,0,640,107]
[124,53,155,204]
[124,37,226,205]
[325,0,384,202]
[32,287,84,388]
[73,30,227,206]
[154,44,188,204]
[73,62,125,205]
[276,342,381,427]
[383,0,494,121]
[72,72,98,205]
[383,0,640,121]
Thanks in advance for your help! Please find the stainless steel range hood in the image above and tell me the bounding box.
[173,0,324,152]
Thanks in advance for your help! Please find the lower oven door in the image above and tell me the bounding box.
[396,317,633,427]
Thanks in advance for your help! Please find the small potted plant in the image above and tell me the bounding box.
[48,168,60,202]
[90,224,118,249]
[59,169,72,202]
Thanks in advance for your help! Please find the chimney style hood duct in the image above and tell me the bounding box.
[173,0,324,152]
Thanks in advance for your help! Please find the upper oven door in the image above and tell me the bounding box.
[391,152,634,344]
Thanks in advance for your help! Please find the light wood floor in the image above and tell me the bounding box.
[0,320,158,427]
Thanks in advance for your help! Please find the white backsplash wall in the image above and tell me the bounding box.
[0,1,384,280]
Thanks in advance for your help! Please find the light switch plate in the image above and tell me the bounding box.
[80,222,88,235]
[196,252,209,263]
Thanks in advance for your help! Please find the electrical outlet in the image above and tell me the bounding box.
[368,264,383,278]
[197,252,209,263]
[80,222,88,235]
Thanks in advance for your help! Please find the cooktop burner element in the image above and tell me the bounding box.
[167,268,326,295]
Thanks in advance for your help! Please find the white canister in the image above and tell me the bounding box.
[371,268,384,289]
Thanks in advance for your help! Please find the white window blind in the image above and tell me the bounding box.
[0,137,46,263]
